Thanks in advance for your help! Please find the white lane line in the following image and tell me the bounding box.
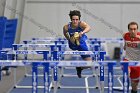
[118,76,123,87]
[85,77,90,93]
[49,82,52,92]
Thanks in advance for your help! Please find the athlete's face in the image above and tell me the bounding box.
[71,16,80,27]
[128,24,138,38]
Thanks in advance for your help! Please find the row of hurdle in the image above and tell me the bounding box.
[0,37,135,93]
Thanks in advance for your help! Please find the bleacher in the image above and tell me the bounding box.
[0,16,18,79]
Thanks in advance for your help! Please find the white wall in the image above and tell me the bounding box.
[3,0,25,43]
[20,0,140,42]
[0,0,6,16]
[4,0,140,59]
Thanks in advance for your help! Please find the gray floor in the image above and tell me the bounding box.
[0,67,25,93]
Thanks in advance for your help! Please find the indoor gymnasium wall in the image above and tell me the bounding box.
[0,0,5,16]
[19,0,140,59]
[20,0,140,41]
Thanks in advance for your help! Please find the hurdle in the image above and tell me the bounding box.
[37,37,107,92]
[7,44,68,93]
[23,38,67,46]
[12,40,67,91]
[20,39,68,83]
[90,38,126,92]
[0,44,138,93]
[1,59,139,93]
[90,42,106,92]
[12,43,67,73]
[89,38,124,60]
[6,38,130,93]
[12,43,67,60]
[0,50,50,89]
[21,40,67,60]
[50,50,106,93]
[52,51,131,93]
[0,60,50,93]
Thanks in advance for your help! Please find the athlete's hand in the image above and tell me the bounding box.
[74,32,80,45]
[70,36,76,44]
[79,31,84,37]
[136,35,140,39]
[74,32,80,40]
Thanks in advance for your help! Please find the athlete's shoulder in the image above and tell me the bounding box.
[123,32,130,40]
[79,21,90,29]
[137,32,140,35]
[63,24,68,31]
[80,21,87,26]
[123,32,129,37]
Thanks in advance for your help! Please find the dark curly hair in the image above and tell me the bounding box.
[69,10,81,20]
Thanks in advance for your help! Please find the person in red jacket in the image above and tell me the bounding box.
[123,22,140,93]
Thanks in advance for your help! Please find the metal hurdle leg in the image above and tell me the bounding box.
[57,67,63,88]
[53,65,58,93]
[92,65,100,89]
[100,65,104,93]
[50,67,55,89]
[99,52,106,93]
[13,66,17,87]
[23,43,30,77]
[43,63,50,93]
[121,63,129,93]
[32,63,38,93]
[93,54,100,89]
[50,67,60,90]
[32,62,50,93]
[108,63,115,93]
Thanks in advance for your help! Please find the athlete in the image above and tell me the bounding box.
[123,21,140,93]
[63,10,92,78]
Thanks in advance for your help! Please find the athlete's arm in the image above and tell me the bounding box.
[124,43,126,50]
[79,21,91,36]
[136,34,140,39]
[135,34,140,48]
[63,25,75,44]
[123,33,126,50]
[63,25,70,40]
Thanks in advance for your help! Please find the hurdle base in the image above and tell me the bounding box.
[51,86,61,89]
[59,85,99,89]
[95,86,99,89]
[61,74,95,78]
[14,85,45,88]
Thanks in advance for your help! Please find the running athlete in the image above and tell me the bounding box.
[123,22,140,93]
[63,10,92,78]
